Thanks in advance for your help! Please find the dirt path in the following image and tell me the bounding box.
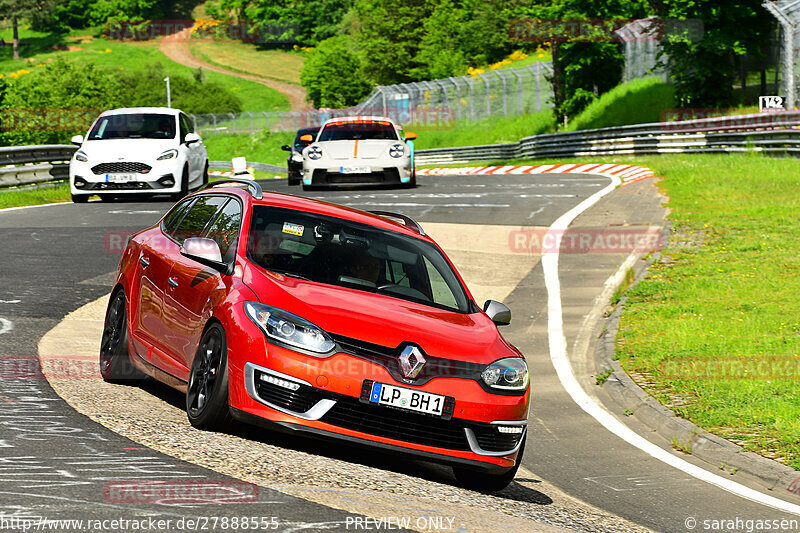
[159,29,311,111]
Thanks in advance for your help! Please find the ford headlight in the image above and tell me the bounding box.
[307,146,323,160]
[245,302,335,355]
[481,358,529,391]
[389,144,404,158]
[157,149,178,161]
[75,151,88,162]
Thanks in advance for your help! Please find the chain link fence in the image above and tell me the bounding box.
[190,63,554,136]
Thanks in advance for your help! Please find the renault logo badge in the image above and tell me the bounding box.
[399,345,426,379]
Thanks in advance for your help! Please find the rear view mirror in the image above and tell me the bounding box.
[300,134,313,142]
[483,300,511,326]
[281,144,292,151]
[185,132,201,144]
[404,132,417,141]
[71,135,84,146]
[181,237,229,273]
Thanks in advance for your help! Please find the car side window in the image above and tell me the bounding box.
[171,196,228,245]
[162,198,195,234]
[179,114,190,143]
[203,199,242,262]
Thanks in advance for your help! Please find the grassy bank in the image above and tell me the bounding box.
[0,183,71,209]
[204,131,294,166]
[614,153,800,469]
[0,30,288,112]
[410,112,555,150]
[189,40,304,85]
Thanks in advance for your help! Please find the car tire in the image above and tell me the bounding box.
[186,322,232,431]
[288,172,301,186]
[452,439,525,492]
[99,290,144,383]
[173,166,189,200]
[71,193,88,204]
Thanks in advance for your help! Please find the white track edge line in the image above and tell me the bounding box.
[0,201,72,213]
[543,172,800,516]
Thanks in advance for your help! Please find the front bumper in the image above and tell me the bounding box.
[302,163,412,187]
[227,336,528,471]
[69,159,182,195]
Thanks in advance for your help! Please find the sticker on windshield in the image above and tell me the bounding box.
[282,222,304,237]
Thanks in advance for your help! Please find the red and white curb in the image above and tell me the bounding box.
[209,168,254,178]
[417,163,654,186]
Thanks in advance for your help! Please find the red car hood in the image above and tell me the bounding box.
[243,264,519,364]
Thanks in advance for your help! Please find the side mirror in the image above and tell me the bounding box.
[71,135,84,146]
[185,132,201,144]
[300,134,313,142]
[404,132,417,141]
[484,300,511,326]
[281,144,292,152]
[180,237,229,273]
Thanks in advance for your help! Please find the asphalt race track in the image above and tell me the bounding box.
[1,173,799,532]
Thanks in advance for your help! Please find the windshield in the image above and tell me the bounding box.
[88,113,177,140]
[247,206,471,313]
[293,128,318,151]
[317,120,399,142]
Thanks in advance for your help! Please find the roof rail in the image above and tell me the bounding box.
[368,210,425,236]
[203,178,263,199]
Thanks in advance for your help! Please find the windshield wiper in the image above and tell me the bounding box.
[269,269,311,281]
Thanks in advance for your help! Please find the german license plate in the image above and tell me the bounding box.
[105,173,136,183]
[340,166,370,174]
[368,381,445,416]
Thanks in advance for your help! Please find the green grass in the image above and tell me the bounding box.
[409,111,555,150]
[0,30,288,112]
[611,153,800,470]
[0,183,70,209]
[204,130,294,166]
[566,77,676,131]
[189,40,304,85]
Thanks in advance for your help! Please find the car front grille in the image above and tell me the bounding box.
[91,162,152,175]
[320,394,471,451]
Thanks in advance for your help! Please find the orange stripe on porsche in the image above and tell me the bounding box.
[354,139,359,158]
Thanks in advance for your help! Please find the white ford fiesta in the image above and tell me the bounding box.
[69,107,209,203]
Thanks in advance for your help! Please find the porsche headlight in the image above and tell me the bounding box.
[481,358,529,391]
[157,149,178,161]
[389,144,404,158]
[75,151,88,162]
[245,302,335,355]
[307,146,323,160]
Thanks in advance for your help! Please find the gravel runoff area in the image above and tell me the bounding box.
[38,218,654,533]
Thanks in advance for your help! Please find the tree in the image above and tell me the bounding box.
[651,0,773,107]
[412,0,468,79]
[0,0,52,60]
[299,35,371,107]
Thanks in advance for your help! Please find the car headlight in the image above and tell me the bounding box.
[75,151,88,163]
[389,144,404,158]
[481,358,529,391]
[291,153,303,163]
[307,146,323,160]
[245,302,335,355]
[157,149,178,161]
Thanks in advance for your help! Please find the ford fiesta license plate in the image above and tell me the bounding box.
[105,173,136,183]
[340,166,370,174]
[368,381,445,416]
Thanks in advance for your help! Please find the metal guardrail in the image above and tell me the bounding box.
[415,111,800,164]
[4,111,800,188]
[0,144,76,188]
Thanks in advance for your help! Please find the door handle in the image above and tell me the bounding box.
[139,256,150,268]
[167,277,179,289]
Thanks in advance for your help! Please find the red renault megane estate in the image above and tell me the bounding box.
[101,179,529,491]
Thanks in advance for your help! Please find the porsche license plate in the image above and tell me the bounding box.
[368,381,445,416]
[340,166,370,174]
